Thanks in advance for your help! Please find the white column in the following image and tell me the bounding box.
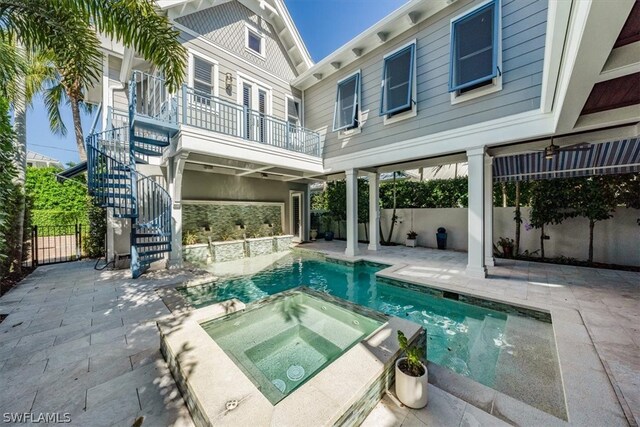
[466,148,487,278]
[168,153,188,268]
[484,155,495,267]
[368,172,380,251]
[345,169,359,257]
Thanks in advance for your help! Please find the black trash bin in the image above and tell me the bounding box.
[436,227,447,250]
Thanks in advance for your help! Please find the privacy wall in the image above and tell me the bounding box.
[375,207,639,266]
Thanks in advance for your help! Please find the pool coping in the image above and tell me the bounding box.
[296,248,629,427]
[158,287,425,427]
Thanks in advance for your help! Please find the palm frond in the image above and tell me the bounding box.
[43,84,69,136]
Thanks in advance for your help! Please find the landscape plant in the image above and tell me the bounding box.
[397,330,425,377]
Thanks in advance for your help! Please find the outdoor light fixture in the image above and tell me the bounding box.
[225,73,233,91]
[544,141,558,160]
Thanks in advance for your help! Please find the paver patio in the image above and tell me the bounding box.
[0,244,637,426]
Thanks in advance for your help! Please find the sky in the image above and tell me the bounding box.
[25,0,407,166]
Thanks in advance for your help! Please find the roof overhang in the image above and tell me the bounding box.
[158,0,313,74]
[291,0,454,90]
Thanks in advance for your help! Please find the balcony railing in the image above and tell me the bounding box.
[129,71,322,158]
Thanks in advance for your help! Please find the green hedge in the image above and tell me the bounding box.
[31,210,87,227]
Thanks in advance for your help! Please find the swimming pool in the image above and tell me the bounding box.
[179,252,566,419]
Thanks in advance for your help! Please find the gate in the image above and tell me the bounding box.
[29,224,85,266]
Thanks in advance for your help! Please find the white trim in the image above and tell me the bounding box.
[188,49,220,98]
[178,126,324,174]
[333,69,362,132]
[382,40,418,126]
[285,94,303,126]
[540,0,572,113]
[449,0,503,104]
[173,21,292,86]
[236,74,272,113]
[325,109,554,172]
[289,191,304,242]
[244,22,266,59]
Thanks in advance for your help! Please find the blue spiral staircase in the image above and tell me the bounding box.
[87,71,178,278]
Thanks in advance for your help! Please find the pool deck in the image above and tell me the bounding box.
[0,243,637,426]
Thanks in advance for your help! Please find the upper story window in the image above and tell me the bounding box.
[287,96,302,128]
[333,71,360,131]
[245,24,265,57]
[380,42,416,119]
[193,56,215,96]
[449,0,501,99]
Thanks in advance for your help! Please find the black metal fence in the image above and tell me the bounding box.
[25,224,86,267]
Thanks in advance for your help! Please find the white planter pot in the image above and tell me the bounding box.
[405,238,417,247]
[395,358,428,409]
[310,229,318,241]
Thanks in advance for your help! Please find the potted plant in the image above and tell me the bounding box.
[497,237,515,258]
[322,214,334,241]
[310,229,318,241]
[395,331,428,409]
[406,230,418,247]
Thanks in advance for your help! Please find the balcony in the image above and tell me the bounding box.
[127,71,323,158]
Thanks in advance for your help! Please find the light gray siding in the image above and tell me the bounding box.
[304,0,548,160]
[175,2,301,122]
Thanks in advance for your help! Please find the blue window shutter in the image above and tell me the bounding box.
[380,43,415,116]
[333,73,360,131]
[448,0,499,93]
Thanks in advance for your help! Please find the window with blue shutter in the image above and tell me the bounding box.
[449,0,500,93]
[380,43,415,116]
[333,72,360,131]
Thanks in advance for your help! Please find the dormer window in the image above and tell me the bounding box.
[333,71,360,131]
[449,0,501,101]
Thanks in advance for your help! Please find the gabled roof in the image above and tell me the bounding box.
[157,0,314,74]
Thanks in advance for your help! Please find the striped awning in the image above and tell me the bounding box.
[493,137,640,182]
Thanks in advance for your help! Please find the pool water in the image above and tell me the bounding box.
[181,252,566,418]
[201,291,383,404]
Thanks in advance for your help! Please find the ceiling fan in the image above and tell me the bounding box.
[540,138,591,160]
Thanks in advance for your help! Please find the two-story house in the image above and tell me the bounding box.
[74,0,639,278]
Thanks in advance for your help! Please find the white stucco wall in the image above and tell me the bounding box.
[377,207,640,267]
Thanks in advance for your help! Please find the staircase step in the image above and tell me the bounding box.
[135,241,171,248]
[138,249,170,260]
[94,192,134,199]
[132,135,170,147]
[133,146,164,157]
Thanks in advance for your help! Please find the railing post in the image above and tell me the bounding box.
[242,105,248,139]
[33,225,38,267]
[181,83,188,125]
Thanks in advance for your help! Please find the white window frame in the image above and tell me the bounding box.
[285,94,303,127]
[381,40,418,126]
[332,69,362,133]
[236,72,272,140]
[449,0,503,105]
[244,23,266,59]
[188,50,219,98]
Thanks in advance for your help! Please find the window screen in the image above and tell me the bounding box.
[380,44,415,116]
[449,1,498,92]
[333,73,360,131]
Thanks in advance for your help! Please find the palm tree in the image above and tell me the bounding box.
[0,0,186,270]
[1,0,187,161]
[0,40,54,273]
